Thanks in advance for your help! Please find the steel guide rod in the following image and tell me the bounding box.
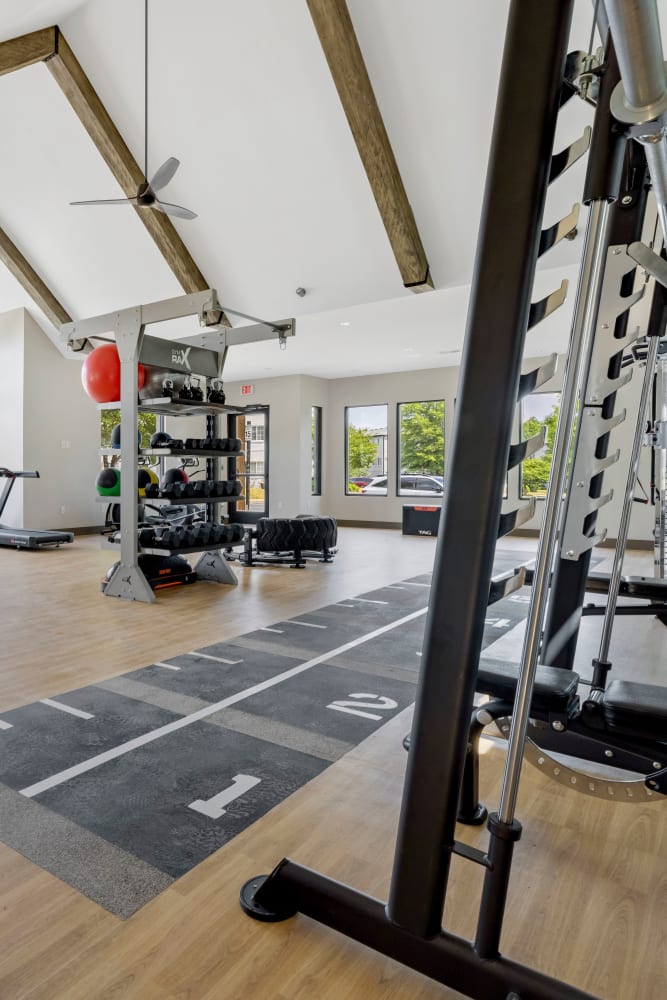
[497,199,611,823]
[598,332,662,662]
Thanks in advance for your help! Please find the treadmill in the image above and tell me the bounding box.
[0,469,74,549]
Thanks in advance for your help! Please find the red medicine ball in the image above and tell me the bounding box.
[81,344,146,404]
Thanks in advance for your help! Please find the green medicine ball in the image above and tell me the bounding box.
[96,467,121,496]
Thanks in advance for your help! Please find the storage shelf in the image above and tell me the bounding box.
[140,398,243,417]
[98,398,245,417]
[97,494,244,503]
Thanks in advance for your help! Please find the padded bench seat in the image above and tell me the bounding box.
[603,679,667,741]
[477,657,579,714]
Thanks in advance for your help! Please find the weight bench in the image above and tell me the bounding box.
[458,663,667,823]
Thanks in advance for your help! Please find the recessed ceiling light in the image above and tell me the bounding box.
[403,347,415,353]
[339,320,351,327]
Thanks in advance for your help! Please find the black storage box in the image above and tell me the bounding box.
[402,505,441,536]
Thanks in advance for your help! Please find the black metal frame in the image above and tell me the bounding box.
[239,3,599,997]
[311,405,322,496]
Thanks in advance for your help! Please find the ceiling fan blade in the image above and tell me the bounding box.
[149,157,180,192]
[154,200,198,221]
[70,198,137,206]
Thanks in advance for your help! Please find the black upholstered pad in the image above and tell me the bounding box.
[477,658,579,713]
[603,680,667,741]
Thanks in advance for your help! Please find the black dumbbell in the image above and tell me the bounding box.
[193,523,213,545]
[228,524,245,543]
[185,437,202,451]
[229,480,243,497]
[230,438,243,452]
[201,437,216,451]
[210,524,228,544]
[156,527,178,549]
[169,439,184,451]
[160,482,186,500]
[210,481,226,497]
[144,483,159,498]
[138,527,157,547]
[216,438,230,452]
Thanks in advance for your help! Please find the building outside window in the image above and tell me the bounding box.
[345,404,388,494]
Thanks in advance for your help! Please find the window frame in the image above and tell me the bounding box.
[311,405,322,496]
[396,399,446,498]
[344,403,388,496]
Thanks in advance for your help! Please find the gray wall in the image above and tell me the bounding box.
[0,309,25,525]
[0,308,101,530]
[2,306,656,543]
[226,360,656,544]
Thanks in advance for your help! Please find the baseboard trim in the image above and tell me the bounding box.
[337,520,401,530]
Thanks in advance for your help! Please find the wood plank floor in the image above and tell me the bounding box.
[0,529,665,999]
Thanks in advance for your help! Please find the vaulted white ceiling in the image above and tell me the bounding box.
[0,0,638,379]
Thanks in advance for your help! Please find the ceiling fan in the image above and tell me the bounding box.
[70,0,196,221]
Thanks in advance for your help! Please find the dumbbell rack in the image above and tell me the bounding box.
[62,288,294,602]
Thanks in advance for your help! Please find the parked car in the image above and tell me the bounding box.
[362,475,445,496]
[348,476,374,487]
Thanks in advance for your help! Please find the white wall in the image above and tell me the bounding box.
[224,375,329,518]
[322,367,458,524]
[0,309,25,525]
[0,308,101,529]
[221,359,656,545]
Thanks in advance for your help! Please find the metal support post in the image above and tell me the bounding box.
[384,0,574,936]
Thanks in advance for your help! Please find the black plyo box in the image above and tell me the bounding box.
[402,505,441,536]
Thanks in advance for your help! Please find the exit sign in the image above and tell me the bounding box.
[240,384,255,396]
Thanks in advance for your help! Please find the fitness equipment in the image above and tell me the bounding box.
[110,424,142,449]
[207,379,226,404]
[161,467,188,487]
[81,343,146,403]
[137,468,159,496]
[231,516,337,568]
[102,554,196,592]
[149,430,172,449]
[0,469,74,550]
[238,7,643,998]
[96,467,121,496]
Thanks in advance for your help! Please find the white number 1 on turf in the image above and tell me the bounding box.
[327,693,398,721]
[189,774,261,819]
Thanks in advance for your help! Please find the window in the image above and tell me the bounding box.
[520,392,560,498]
[311,406,322,496]
[397,400,445,496]
[100,409,157,467]
[234,407,269,522]
[345,405,388,494]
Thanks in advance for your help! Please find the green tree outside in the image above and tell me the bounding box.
[399,401,445,474]
[100,410,157,467]
[347,425,377,478]
[521,402,576,497]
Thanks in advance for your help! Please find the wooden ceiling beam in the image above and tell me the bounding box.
[0,27,56,77]
[46,28,224,306]
[0,228,72,328]
[0,26,229,327]
[307,0,433,293]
